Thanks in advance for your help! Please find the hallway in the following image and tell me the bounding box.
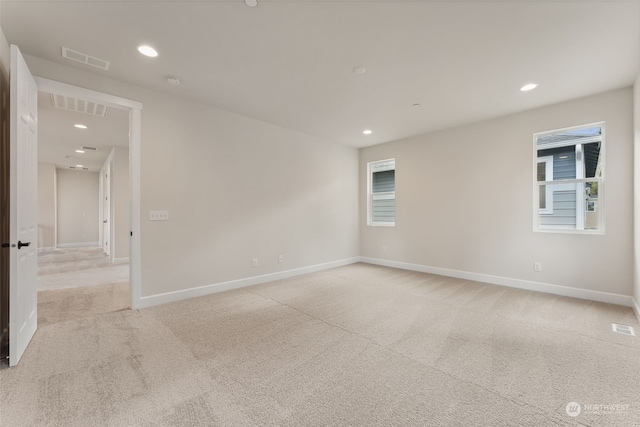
[37,247,129,326]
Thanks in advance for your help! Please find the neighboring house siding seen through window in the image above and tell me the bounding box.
[368,159,395,226]
[534,123,604,233]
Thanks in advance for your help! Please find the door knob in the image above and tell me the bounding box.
[17,241,31,249]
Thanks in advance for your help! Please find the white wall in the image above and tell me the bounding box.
[24,55,360,299]
[37,163,55,249]
[109,146,129,261]
[633,73,640,317]
[361,88,633,298]
[56,169,99,246]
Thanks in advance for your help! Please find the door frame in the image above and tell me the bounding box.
[35,77,142,309]
[99,160,112,259]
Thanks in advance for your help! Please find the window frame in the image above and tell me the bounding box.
[367,158,396,227]
[537,155,554,215]
[533,122,605,235]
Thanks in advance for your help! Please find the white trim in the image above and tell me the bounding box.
[129,108,142,309]
[633,298,640,324]
[98,163,103,252]
[367,158,396,227]
[536,155,554,215]
[33,77,142,311]
[533,121,605,234]
[113,257,129,265]
[575,144,585,230]
[56,242,100,248]
[53,167,58,248]
[37,247,56,253]
[534,121,605,141]
[538,177,601,186]
[536,135,602,150]
[99,150,114,260]
[359,257,633,308]
[34,77,142,110]
[136,257,360,309]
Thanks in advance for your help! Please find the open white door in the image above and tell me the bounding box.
[9,45,38,366]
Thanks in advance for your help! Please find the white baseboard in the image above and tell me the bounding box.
[632,298,640,323]
[134,257,360,309]
[359,257,634,308]
[113,257,129,265]
[56,242,100,248]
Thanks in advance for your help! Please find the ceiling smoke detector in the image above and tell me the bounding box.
[245,0,258,7]
[353,66,367,75]
[166,76,181,85]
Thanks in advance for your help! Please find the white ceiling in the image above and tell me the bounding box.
[37,91,129,172]
[2,1,639,148]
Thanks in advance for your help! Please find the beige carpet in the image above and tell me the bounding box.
[36,247,130,326]
[37,282,129,327]
[2,263,639,426]
[38,247,129,291]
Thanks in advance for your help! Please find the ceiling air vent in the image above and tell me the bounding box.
[81,146,98,151]
[61,47,110,71]
[612,323,635,336]
[51,94,108,117]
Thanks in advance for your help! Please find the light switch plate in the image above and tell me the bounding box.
[149,211,169,221]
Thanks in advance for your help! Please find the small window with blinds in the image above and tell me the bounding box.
[368,159,396,226]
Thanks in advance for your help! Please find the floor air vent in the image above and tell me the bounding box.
[611,323,635,336]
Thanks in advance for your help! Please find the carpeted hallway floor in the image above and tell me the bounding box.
[1,263,639,426]
[36,247,130,326]
[37,247,129,291]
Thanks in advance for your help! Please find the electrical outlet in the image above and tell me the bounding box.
[278,255,284,263]
[149,211,169,221]
[252,258,258,267]
[382,246,387,252]
[534,262,542,272]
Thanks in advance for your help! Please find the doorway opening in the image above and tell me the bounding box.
[36,88,131,324]
[34,77,141,324]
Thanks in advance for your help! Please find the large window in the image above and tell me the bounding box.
[368,159,395,226]
[534,123,604,233]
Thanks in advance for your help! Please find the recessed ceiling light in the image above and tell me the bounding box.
[74,124,87,129]
[520,83,538,92]
[412,103,421,108]
[363,129,372,135]
[138,45,158,58]
[75,150,85,154]
[75,164,84,168]
[245,0,258,7]
[353,66,367,75]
